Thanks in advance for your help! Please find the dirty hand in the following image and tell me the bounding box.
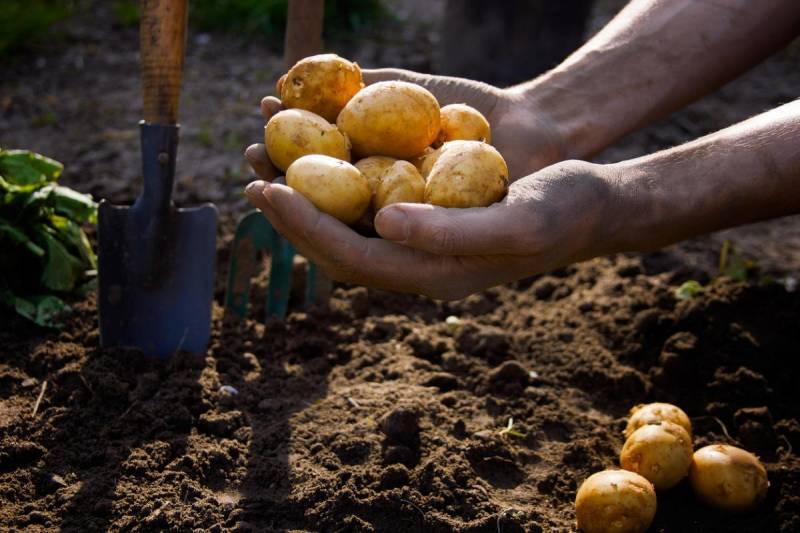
[244,160,619,300]
[244,68,566,182]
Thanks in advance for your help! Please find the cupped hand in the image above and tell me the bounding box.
[244,68,567,182]
[244,160,621,300]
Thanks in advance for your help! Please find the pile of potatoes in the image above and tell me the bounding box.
[575,402,769,533]
[263,54,508,225]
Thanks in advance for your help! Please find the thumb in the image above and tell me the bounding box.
[374,202,526,256]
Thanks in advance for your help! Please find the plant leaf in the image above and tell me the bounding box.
[12,294,70,328]
[675,280,703,300]
[52,185,97,224]
[0,150,62,190]
[38,228,85,291]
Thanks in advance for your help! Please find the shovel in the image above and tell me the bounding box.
[97,0,217,357]
[224,0,331,322]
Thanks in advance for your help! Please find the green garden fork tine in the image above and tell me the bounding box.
[224,209,328,321]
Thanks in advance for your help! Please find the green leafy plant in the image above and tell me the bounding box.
[0,148,97,327]
[718,240,754,282]
[675,280,703,300]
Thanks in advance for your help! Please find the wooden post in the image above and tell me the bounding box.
[284,0,325,70]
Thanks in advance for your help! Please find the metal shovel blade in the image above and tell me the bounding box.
[98,123,217,357]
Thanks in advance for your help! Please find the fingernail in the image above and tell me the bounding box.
[376,207,409,241]
[245,180,266,197]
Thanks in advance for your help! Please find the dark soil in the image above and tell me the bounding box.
[2,1,800,531]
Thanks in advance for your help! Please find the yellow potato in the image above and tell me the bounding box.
[625,402,692,439]
[409,147,440,178]
[575,469,657,533]
[355,156,398,194]
[265,109,350,173]
[425,140,508,208]
[337,81,441,159]
[620,421,693,490]
[689,444,768,512]
[437,103,491,144]
[280,54,364,122]
[285,154,370,224]
[375,161,425,211]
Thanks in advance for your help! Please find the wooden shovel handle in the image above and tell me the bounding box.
[284,0,324,69]
[140,0,188,124]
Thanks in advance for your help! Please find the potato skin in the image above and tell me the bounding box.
[425,141,508,208]
[575,469,657,533]
[689,444,768,512]
[375,161,425,211]
[280,54,363,122]
[625,402,693,439]
[355,156,398,194]
[285,154,371,224]
[620,421,693,490]
[437,103,492,144]
[265,109,350,173]
[337,81,441,159]
[409,146,440,178]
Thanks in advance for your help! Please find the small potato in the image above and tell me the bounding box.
[689,444,768,512]
[355,156,398,194]
[285,154,370,224]
[409,147,440,178]
[265,109,350,172]
[337,81,441,159]
[625,402,692,439]
[575,469,657,533]
[437,103,491,144]
[375,161,425,211]
[280,54,364,122]
[425,140,508,208]
[620,421,693,490]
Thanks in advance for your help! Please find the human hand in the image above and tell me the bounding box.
[244,160,620,300]
[244,68,567,182]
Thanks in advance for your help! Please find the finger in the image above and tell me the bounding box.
[260,96,283,121]
[244,144,280,181]
[248,181,467,296]
[374,202,534,256]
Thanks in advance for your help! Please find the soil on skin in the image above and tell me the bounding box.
[1,1,800,531]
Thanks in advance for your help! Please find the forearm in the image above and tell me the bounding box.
[519,0,800,159]
[607,99,800,251]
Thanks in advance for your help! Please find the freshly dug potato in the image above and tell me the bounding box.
[689,444,768,512]
[625,402,692,439]
[620,421,693,490]
[285,154,370,224]
[280,54,363,122]
[437,103,492,144]
[355,156,398,194]
[265,109,350,172]
[409,146,440,178]
[375,161,425,211]
[425,140,508,208]
[575,469,657,533]
[337,81,441,159]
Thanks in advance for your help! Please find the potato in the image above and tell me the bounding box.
[280,54,363,122]
[437,103,492,144]
[625,402,692,439]
[355,156,398,194]
[265,109,350,172]
[575,469,657,533]
[285,154,370,224]
[375,161,425,211]
[337,81,441,159]
[689,444,768,512]
[425,140,508,208]
[409,146,440,178]
[620,421,693,490]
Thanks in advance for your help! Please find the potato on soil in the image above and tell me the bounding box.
[285,154,370,224]
[337,81,441,159]
[437,103,492,144]
[355,156,398,194]
[620,421,693,490]
[425,140,508,208]
[265,109,350,172]
[374,161,425,211]
[280,54,363,122]
[575,469,657,533]
[689,444,768,512]
[625,402,692,439]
